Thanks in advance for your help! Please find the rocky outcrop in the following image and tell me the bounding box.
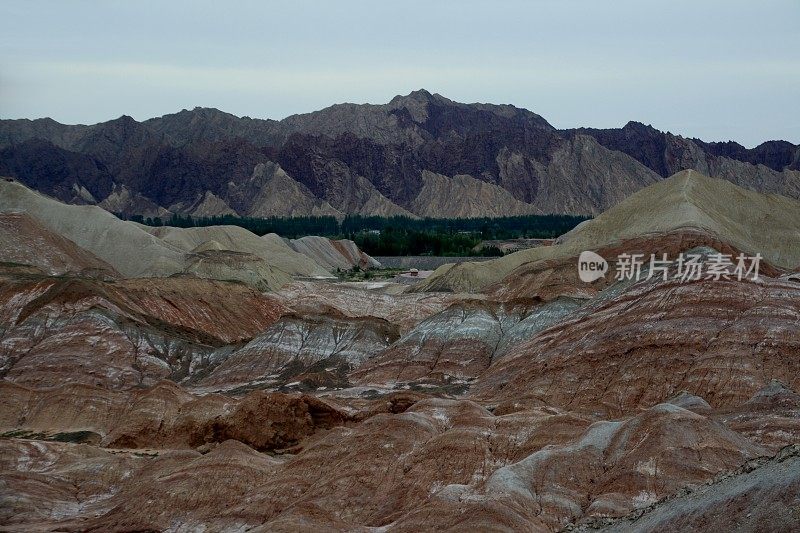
[227,162,342,218]
[97,183,171,218]
[272,280,476,334]
[410,171,541,217]
[0,382,348,451]
[579,445,800,532]
[471,273,800,417]
[1,388,796,531]
[354,298,580,386]
[0,138,113,204]
[196,311,399,392]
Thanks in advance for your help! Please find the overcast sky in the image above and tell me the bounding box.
[1,0,798,147]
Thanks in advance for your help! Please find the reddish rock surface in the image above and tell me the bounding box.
[0,382,348,452]
[472,275,800,417]
[0,212,119,277]
[2,388,796,531]
[195,310,399,393]
[0,274,288,388]
[2,178,800,531]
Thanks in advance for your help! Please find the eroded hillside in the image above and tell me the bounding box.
[1,171,799,531]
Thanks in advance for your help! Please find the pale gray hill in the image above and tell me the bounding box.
[288,236,381,272]
[0,179,333,289]
[0,211,119,277]
[417,170,800,292]
[0,178,185,278]
[139,225,331,278]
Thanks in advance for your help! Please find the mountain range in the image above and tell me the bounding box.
[2,89,799,219]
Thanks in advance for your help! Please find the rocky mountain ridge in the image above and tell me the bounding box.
[2,90,798,219]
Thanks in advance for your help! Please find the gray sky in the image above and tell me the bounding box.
[1,0,798,147]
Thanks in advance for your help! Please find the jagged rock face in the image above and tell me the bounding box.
[3,91,797,218]
[569,124,800,207]
[569,121,800,175]
[227,161,342,218]
[409,171,542,217]
[0,138,114,203]
[97,183,171,218]
[698,139,800,171]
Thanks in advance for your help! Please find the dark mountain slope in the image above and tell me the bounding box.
[1,91,797,218]
[0,139,114,204]
[568,121,800,176]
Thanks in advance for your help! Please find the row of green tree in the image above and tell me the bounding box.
[125,213,589,256]
[353,228,498,257]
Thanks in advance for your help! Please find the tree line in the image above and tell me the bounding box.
[125,213,589,256]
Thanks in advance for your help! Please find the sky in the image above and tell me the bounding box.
[1,0,798,147]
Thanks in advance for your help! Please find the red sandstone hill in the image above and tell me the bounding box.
[1,172,799,530]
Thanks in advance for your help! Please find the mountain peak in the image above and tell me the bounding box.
[389,89,449,107]
[406,88,434,100]
[622,120,659,134]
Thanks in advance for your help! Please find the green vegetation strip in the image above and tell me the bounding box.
[125,214,589,257]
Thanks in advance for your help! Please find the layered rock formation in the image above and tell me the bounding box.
[0,273,288,388]
[1,171,799,531]
[3,91,798,219]
[194,310,398,393]
[1,384,796,531]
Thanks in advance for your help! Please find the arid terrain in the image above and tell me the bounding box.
[1,170,799,531]
[2,91,799,220]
